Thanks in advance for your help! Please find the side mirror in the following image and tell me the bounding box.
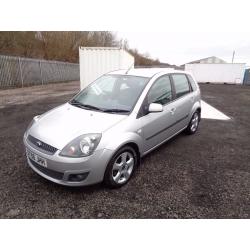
[148,103,163,113]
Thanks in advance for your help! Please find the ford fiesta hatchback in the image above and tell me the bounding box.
[24,68,201,188]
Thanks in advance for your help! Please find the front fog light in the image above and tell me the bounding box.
[68,172,89,182]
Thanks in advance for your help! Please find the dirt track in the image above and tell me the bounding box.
[0,81,249,218]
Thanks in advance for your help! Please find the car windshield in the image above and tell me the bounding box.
[70,74,149,113]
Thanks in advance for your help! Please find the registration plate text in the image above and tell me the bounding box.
[26,149,47,168]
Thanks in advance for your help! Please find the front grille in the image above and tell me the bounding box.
[29,159,64,180]
[27,135,58,155]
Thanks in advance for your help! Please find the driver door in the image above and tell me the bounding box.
[139,75,177,153]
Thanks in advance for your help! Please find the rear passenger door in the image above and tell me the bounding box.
[170,74,195,131]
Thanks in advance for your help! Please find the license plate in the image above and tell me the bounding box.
[26,149,47,168]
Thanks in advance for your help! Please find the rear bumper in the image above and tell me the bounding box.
[24,135,113,186]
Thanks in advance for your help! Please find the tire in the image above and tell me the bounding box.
[185,111,200,135]
[104,146,138,188]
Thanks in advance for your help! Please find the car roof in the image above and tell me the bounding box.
[107,68,186,78]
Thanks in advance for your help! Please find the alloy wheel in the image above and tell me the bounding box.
[112,151,134,184]
[190,112,199,132]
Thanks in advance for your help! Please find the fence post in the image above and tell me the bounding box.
[18,57,24,88]
[39,60,44,85]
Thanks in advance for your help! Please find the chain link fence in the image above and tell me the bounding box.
[0,55,79,88]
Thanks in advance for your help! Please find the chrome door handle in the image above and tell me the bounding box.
[170,107,176,114]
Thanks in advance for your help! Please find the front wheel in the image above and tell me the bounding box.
[104,146,138,188]
[185,111,200,135]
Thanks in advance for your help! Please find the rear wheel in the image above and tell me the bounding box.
[185,111,200,134]
[104,146,138,188]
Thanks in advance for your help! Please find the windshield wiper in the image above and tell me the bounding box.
[102,108,130,113]
[70,100,129,113]
[80,104,104,111]
[69,100,103,111]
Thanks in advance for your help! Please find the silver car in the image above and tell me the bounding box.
[23,68,201,188]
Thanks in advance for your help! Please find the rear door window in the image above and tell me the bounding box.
[172,74,191,98]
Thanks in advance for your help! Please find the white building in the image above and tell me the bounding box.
[186,56,227,64]
[185,56,246,84]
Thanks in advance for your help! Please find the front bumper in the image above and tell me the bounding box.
[23,135,113,186]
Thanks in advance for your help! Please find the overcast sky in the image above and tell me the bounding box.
[117,32,250,66]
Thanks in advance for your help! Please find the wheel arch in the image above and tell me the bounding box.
[108,141,141,167]
[190,101,201,120]
[123,142,141,165]
[196,106,201,120]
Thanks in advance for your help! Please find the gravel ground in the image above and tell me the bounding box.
[0,82,249,218]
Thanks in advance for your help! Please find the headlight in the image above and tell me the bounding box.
[59,133,102,158]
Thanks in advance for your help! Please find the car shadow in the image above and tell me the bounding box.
[31,131,189,194]
[36,175,104,194]
[140,131,187,164]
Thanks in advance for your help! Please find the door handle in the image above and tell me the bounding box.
[170,107,176,115]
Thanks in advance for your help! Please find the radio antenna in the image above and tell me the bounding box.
[125,63,134,74]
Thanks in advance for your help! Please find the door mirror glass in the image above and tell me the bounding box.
[148,103,163,113]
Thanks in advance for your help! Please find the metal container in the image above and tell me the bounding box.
[185,63,246,84]
[243,68,250,85]
[79,47,134,89]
